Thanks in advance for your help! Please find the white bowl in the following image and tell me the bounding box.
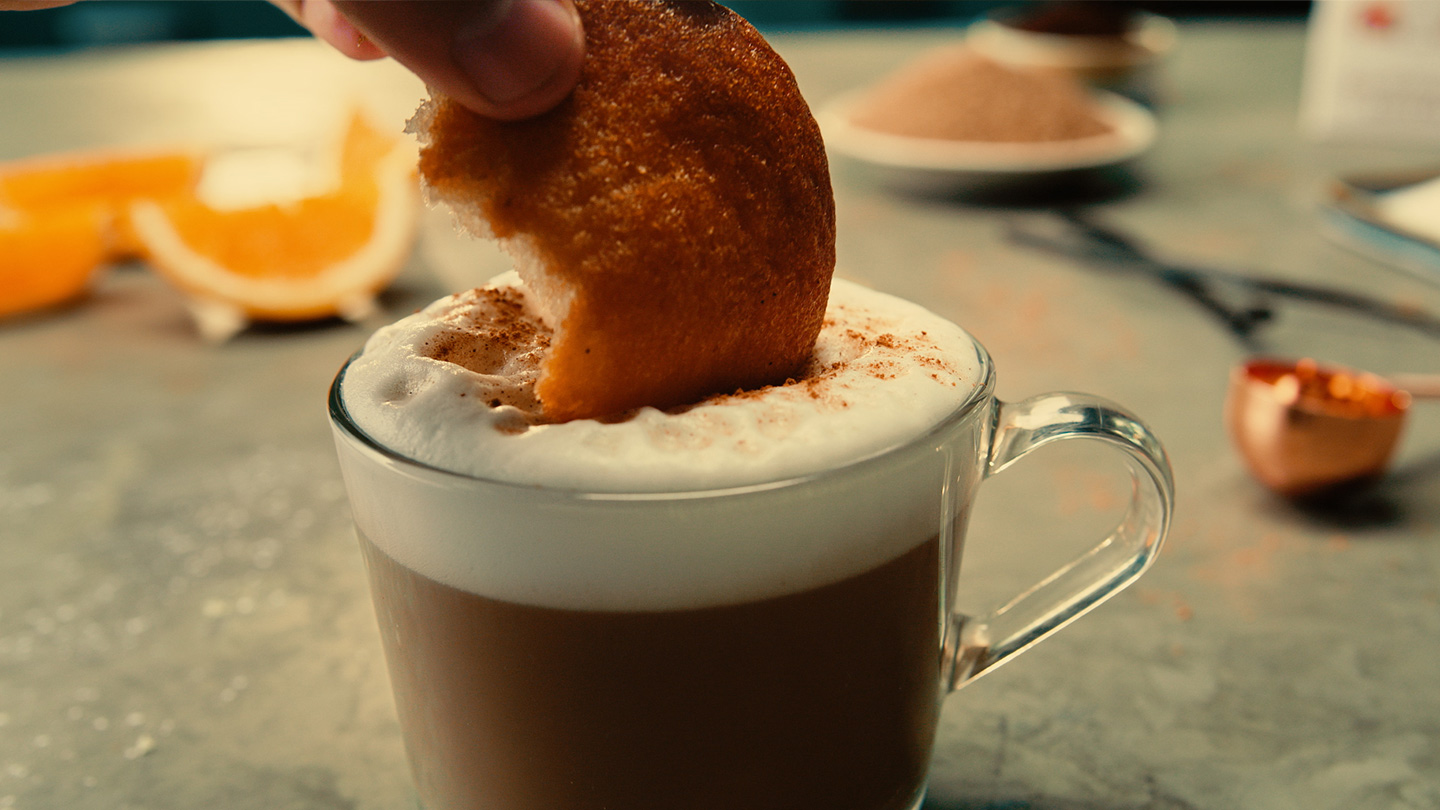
[817,88,1157,194]
[967,13,1177,78]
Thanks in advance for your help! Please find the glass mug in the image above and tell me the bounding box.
[329,331,1173,810]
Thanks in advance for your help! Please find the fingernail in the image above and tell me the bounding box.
[327,11,369,55]
[303,0,376,59]
[453,0,583,107]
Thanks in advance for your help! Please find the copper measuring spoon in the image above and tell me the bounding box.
[1225,358,1440,497]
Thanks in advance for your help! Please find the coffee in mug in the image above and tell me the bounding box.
[330,275,1173,810]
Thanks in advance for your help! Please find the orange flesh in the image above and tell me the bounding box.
[0,152,201,259]
[0,203,110,317]
[147,189,379,280]
[145,115,391,280]
[0,113,413,324]
[0,150,201,319]
[0,152,200,210]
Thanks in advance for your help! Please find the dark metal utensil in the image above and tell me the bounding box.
[1006,210,1440,349]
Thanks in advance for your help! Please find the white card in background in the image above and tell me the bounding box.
[1301,0,1440,144]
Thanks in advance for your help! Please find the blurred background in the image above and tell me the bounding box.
[0,0,1311,50]
[7,3,1440,809]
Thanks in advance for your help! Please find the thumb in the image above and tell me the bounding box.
[331,0,585,121]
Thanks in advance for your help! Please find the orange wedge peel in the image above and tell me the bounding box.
[129,112,421,341]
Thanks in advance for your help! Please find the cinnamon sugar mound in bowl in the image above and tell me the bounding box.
[849,46,1113,143]
[409,0,836,422]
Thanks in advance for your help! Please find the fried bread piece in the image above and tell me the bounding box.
[410,0,835,421]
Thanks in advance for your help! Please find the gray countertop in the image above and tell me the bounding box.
[4,22,1439,810]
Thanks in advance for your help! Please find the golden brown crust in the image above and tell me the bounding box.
[413,0,835,421]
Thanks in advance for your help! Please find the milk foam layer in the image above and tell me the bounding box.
[343,274,983,491]
[333,275,989,610]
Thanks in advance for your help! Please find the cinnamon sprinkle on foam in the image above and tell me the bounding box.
[343,275,982,492]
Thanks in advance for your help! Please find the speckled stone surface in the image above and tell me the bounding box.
[3,23,1438,810]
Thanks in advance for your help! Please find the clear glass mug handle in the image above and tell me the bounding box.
[945,392,1175,691]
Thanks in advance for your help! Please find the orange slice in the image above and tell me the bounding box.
[0,202,110,318]
[0,149,201,318]
[130,113,420,341]
[0,150,201,257]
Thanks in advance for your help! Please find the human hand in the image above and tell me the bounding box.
[0,0,586,120]
[276,0,587,121]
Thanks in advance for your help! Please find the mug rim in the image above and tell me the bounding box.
[328,337,996,501]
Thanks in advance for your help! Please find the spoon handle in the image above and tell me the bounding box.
[1390,374,1440,399]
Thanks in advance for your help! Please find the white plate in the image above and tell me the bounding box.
[817,88,1157,193]
[1319,171,1440,287]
